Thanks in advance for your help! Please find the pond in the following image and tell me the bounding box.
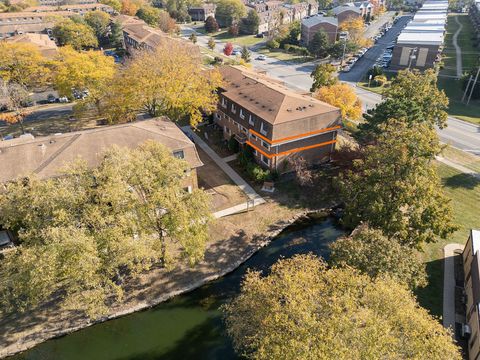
[14,215,345,360]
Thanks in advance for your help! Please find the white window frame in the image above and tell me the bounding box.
[261,154,270,166]
[249,114,255,126]
[221,97,227,108]
[250,133,257,140]
[260,122,268,136]
[231,103,236,114]
[261,140,270,150]
[253,148,258,155]
[240,108,245,119]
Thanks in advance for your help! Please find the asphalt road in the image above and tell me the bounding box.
[339,15,412,83]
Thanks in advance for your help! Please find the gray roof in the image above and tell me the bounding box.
[332,5,361,15]
[302,15,338,28]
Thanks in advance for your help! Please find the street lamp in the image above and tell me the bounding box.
[340,31,349,67]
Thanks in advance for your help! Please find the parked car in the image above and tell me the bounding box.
[255,33,264,38]
[47,94,56,103]
[58,96,69,103]
[256,54,266,60]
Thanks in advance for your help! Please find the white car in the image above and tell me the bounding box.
[342,65,351,72]
[256,55,266,60]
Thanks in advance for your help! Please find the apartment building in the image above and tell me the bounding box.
[214,66,341,172]
[188,3,216,21]
[463,230,480,360]
[6,33,58,58]
[301,15,338,45]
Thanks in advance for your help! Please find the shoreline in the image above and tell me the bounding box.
[0,208,331,359]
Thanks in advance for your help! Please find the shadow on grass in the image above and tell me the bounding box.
[442,173,480,190]
[415,258,443,318]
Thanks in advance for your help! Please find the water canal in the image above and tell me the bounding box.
[14,215,345,360]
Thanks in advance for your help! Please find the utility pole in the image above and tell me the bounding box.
[462,75,473,103]
[340,31,349,67]
[467,65,480,105]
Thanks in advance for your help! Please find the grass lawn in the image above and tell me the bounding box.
[357,82,385,95]
[416,163,480,317]
[441,145,480,173]
[257,47,314,62]
[437,77,480,124]
[212,31,265,47]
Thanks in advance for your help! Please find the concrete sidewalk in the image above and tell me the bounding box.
[443,243,464,331]
[213,199,265,218]
[436,156,480,179]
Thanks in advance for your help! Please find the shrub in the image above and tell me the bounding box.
[227,135,239,152]
[266,39,280,49]
[247,163,270,182]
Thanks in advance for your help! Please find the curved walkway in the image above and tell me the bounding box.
[452,15,463,78]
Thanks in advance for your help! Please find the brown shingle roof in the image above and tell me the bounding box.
[219,65,339,125]
[0,117,203,183]
[6,33,58,58]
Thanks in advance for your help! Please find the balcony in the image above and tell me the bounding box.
[235,133,247,144]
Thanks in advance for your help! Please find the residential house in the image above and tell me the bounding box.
[331,4,361,24]
[5,33,58,58]
[355,1,373,17]
[463,230,480,360]
[0,117,203,191]
[283,0,318,23]
[188,3,216,21]
[23,3,114,14]
[301,15,338,44]
[214,66,341,172]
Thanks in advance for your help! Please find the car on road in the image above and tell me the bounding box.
[256,54,266,60]
[47,94,56,103]
[231,49,240,56]
[58,96,69,103]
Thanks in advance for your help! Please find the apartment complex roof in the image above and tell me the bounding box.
[302,15,338,28]
[6,33,58,57]
[0,117,203,183]
[332,4,361,15]
[23,3,113,12]
[218,65,339,125]
[397,31,444,45]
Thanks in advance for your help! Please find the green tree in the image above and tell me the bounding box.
[52,18,98,50]
[338,119,457,248]
[330,225,428,289]
[84,10,111,41]
[109,20,124,49]
[241,45,251,62]
[239,9,260,35]
[136,5,162,26]
[307,29,329,58]
[317,0,333,9]
[0,80,31,134]
[223,254,461,360]
[359,69,449,141]
[0,141,211,317]
[286,20,300,45]
[207,37,216,50]
[189,32,197,44]
[205,15,219,33]
[99,0,122,11]
[215,0,246,27]
[310,63,338,92]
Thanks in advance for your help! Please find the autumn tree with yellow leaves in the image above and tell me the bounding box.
[315,83,362,120]
[99,42,222,126]
[339,17,371,48]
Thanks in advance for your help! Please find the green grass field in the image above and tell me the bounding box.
[416,163,480,317]
[212,31,265,47]
[437,77,480,124]
[257,47,313,62]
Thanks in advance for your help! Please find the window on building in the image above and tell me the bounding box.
[221,97,227,108]
[260,122,268,136]
[261,140,270,150]
[231,103,236,113]
[240,108,245,119]
[251,133,257,140]
[173,150,184,159]
[253,148,258,155]
[261,154,270,166]
[249,114,255,126]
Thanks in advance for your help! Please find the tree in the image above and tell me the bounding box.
[287,155,313,186]
[338,119,456,248]
[239,9,260,35]
[84,10,111,41]
[307,29,329,58]
[53,46,116,107]
[315,83,362,120]
[189,32,197,44]
[136,5,162,26]
[207,37,216,51]
[339,17,369,47]
[157,10,177,33]
[53,18,98,50]
[0,142,211,317]
[310,63,338,92]
[99,42,222,126]
[0,42,51,89]
[0,81,31,134]
[286,20,300,45]
[205,15,219,33]
[223,254,461,360]
[373,74,388,86]
[223,42,234,56]
[317,0,333,9]
[330,225,427,289]
[121,0,142,15]
[109,20,124,49]
[360,69,449,140]
[228,22,239,36]
[215,0,246,27]
[241,45,251,62]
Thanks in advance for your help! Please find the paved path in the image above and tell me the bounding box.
[443,243,464,331]
[436,156,480,178]
[223,154,238,162]
[452,16,464,78]
[182,126,265,217]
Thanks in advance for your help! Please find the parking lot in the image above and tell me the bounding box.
[339,15,413,83]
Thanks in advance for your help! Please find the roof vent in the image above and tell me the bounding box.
[309,104,314,107]
[262,105,266,108]
[287,108,292,112]
[268,109,273,112]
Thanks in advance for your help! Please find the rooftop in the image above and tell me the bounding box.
[302,15,338,28]
[218,65,340,126]
[332,4,361,15]
[397,31,444,45]
[0,117,203,183]
[6,33,58,57]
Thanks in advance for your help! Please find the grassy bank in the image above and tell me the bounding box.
[437,77,480,125]
[416,163,480,317]
[257,47,313,62]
